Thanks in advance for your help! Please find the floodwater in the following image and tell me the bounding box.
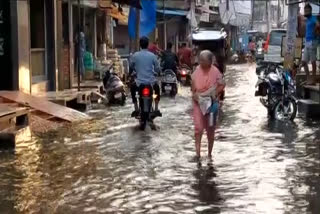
[0,64,319,214]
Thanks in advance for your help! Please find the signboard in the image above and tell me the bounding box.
[281,36,303,59]
[0,0,13,90]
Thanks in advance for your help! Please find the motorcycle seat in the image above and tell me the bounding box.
[258,61,283,66]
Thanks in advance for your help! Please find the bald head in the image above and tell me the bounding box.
[199,50,213,69]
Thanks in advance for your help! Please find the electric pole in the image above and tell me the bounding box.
[266,0,270,33]
[251,0,254,29]
[77,0,81,91]
[284,3,298,70]
[135,0,141,52]
[163,0,166,50]
[277,0,281,27]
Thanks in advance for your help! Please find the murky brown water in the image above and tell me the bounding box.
[0,64,320,214]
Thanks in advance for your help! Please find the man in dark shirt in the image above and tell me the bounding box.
[161,42,179,74]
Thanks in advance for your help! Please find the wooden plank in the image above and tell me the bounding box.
[72,80,103,89]
[304,84,320,92]
[0,91,90,123]
[0,106,28,118]
[0,108,16,117]
[34,90,78,101]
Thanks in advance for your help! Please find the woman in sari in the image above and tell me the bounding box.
[191,50,226,159]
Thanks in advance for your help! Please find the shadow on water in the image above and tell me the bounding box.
[191,164,222,213]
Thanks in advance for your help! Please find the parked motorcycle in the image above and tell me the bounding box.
[161,69,178,97]
[255,61,297,121]
[102,64,126,105]
[178,64,192,86]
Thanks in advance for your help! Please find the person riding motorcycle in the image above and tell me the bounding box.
[161,42,179,75]
[129,36,162,117]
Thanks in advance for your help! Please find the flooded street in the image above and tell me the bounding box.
[0,64,320,213]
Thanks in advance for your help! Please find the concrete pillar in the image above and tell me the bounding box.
[94,11,97,58]
[68,0,74,88]
[54,0,59,91]
[56,0,64,90]
[17,0,31,94]
[284,4,299,69]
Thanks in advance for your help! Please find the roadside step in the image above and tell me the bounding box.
[298,99,320,118]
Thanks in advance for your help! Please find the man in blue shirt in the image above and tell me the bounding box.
[302,4,320,84]
[130,37,161,117]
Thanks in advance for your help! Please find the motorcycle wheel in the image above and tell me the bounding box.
[161,85,166,94]
[170,85,177,97]
[140,112,149,131]
[186,76,192,86]
[273,99,297,121]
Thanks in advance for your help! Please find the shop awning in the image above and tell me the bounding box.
[156,9,187,16]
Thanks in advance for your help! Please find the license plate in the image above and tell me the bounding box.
[181,77,186,81]
[114,93,122,98]
[165,85,172,91]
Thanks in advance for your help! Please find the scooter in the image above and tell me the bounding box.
[102,64,126,106]
[160,69,178,97]
[178,64,192,86]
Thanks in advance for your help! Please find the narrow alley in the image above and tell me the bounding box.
[0,64,319,213]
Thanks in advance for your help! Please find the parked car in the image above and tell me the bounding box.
[264,29,287,63]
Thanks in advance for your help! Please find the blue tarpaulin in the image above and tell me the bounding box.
[156,9,187,16]
[128,0,156,39]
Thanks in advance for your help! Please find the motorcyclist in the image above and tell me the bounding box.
[161,42,179,75]
[130,36,162,117]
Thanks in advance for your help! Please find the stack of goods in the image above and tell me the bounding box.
[107,49,123,77]
[84,51,94,80]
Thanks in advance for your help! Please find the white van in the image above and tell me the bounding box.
[264,29,287,62]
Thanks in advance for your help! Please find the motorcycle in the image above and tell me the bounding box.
[178,64,192,86]
[255,61,297,121]
[160,69,178,97]
[129,72,162,130]
[102,64,126,105]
